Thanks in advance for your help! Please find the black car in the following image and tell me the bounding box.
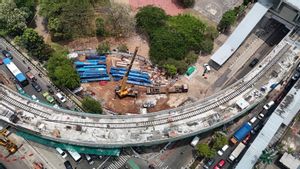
[2,50,13,59]
[31,81,42,92]
[204,158,215,169]
[249,58,259,68]
[292,72,300,81]
[64,161,73,169]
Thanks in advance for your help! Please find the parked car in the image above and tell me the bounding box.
[258,113,265,120]
[31,81,42,92]
[203,63,211,72]
[204,159,215,169]
[217,144,229,156]
[263,101,275,110]
[55,147,67,158]
[43,92,54,104]
[2,50,12,59]
[249,58,259,67]
[55,92,66,103]
[249,117,257,124]
[85,154,94,165]
[64,161,73,169]
[218,159,226,167]
[243,133,251,144]
[0,58,3,65]
[292,72,300,81]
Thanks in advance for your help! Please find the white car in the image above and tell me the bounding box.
[56,147,67,158]
[85,154,94,165]
[217,144,229,156]
[263,101,275,110]
[55,93,66,103]
[203,63,211,72]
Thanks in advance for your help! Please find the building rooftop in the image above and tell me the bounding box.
[279,152,300,169]
[210,3,270,66]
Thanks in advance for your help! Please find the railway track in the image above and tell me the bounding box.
[0,43,289,130]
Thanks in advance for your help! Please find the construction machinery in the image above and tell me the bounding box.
[115,47,139,98]
[146,84,188,95]
[0,127,18,154]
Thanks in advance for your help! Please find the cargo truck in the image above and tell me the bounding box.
[228,142,246,162]
[230,122,252,144]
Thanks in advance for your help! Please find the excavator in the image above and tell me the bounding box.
[0,127,18,154]
[115,47,139,98]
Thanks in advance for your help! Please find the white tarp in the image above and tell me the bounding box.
[210,3,270,66]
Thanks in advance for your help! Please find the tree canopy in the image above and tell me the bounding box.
[47,52,80,89]
[97,41,110,55]
[218,9,237,32]
[40,0,95,41]
[0,1,29,36]
[177,0,195,8]
[196,143,216,158]
[15,28,53,61]
[82,97,103,114]
[135,6,168,35]
[212,133,228,150]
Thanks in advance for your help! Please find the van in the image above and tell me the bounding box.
[217,144,229,156]
[249,117,257,124]
[67,150,81,162]
[190,136,200,147]
[85,154,94,165]
[55,148,67,158]
[263,101,275,110]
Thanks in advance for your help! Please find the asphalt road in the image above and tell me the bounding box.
[0,39,77,110]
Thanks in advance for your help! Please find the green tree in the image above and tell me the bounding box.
[15,0,36,23]
[15,28,53,61]
[107,3,135,38]
[196,144,215,158]
[199,39,214,54]
[177,0,195,8]
[97,41,110,55]
[117,44,128,53]
[135,5,168,35]
[163,64,177,77]
[95,17,106,36]
[82,97,103,114]
[212,133,228,150]
[0,1,29,36]
[47,53,80,89]
[184,51,198,65]
[218,9,237,32]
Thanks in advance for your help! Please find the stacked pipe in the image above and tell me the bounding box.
[110,67,151,86]
[75,55,110,83]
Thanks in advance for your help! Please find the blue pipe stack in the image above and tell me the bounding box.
[110,67,151,86]
[75,55,110,83]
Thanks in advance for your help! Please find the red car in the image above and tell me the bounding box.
[243,133,251,144]
[213,165,220,169]
[218,159,226,167]
[0,58,3,65]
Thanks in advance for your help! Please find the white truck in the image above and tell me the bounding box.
[228,142,246,162]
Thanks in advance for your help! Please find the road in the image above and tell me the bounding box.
[0,38,79,110]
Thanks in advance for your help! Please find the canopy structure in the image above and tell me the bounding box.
[210,3,270,66]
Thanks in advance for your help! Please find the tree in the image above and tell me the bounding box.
[199,39,214,54]
[107,3,135,38]
[97,42,110,55]
[196,144,215,158]
[212,133,228,150]
[218,9,237,32]
[15,28,53,61]
[15,0,36,23]
[0,1,29,36]
[95,17,106,36]
[117,44,128,53]
[47,53,80,89]
[184,51,198,65]
[163,64,177,77]
[82,97,103,114]
[135,5,168,35]
[177,0,195,8]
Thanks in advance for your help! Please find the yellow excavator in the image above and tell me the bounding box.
[115,47,139,98]
[0,127,18,154]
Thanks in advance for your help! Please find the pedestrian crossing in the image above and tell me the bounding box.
[106,155,130,169]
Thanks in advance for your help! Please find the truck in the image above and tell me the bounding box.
[230,122,252,144]
[228,142,246,162]
[146,84,188,95]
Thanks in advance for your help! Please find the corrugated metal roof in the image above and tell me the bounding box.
[236,79,300,169]
[210,3,270,66]
[284,0,300,11]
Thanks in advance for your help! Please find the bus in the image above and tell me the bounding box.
[3,58,28,86]
[67,150,82,162]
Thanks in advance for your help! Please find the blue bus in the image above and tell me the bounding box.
[3,58,28,86]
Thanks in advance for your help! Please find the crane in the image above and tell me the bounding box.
[115,47,139,98]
